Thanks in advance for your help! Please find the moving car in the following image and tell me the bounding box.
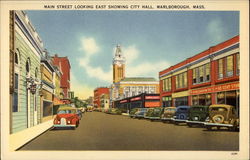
[149,107,164,121]
[204,104,239,131]
[53,106,80,129]
[186,105,209,127]
[161,107,176,122]
[134,108,148,119]
[129,108,139,118]
[144,108,154,119]
[173,105,190,125]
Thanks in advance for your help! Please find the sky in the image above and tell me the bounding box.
[26,11,239,99]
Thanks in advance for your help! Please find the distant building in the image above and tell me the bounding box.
[100,94,110,109]
[51,54,71,99]
[94,87,110,108]
[68,91,74,99]
[110,45,159,108]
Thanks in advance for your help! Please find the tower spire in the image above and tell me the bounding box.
[113,44,125,83]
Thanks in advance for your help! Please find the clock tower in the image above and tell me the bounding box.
[113,45,125,83]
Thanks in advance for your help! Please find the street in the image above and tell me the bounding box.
[19,112,239,151]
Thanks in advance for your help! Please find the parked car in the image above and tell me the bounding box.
[53,106,80,129]
[149,107,164,121]
[204,104,239,131]
[76,109,83,120]
[186,105,209,127]
[173,105,190,125]
[144,108,155,119]
[110,108,122,115]
[161,107,176,122]
[129,108,139,118]
[134,108,148,119]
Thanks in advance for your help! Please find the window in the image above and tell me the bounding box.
[163,77,171,92]
[226,55,234,77]
[176,72,187,89]
[14,52,18,64]
[236,53,240,75]
[218,59,224,79]
[192,94,211,106]
[13,73,19,112]
[193,63,210,84]
[205,63,210,81]
[162,96,172,107]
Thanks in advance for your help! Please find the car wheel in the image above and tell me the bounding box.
[212,114,224,123]
[187,123,192,127]
[174,122,179,125]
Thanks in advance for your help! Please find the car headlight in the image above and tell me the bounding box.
[173,116,176,118]
[68,121,71,123]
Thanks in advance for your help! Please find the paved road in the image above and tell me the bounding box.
[19,112,239,151]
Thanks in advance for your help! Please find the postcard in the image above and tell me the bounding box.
[0,0,249,160]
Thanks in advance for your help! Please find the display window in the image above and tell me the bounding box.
[216,90,239,113]
[174,96,188,107]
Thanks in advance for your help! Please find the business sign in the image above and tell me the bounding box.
[145,102,160,107]
[130,97,141,101]
[120,99,128,103]
[190,82,239,95]
[145,96,160,100]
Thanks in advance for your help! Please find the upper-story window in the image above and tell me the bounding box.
[226,55,234,77]
[193,63,211,84]
[236,53,240,75]
[217,53,238,80]
[163,77,171,92]
[176,72,187,89]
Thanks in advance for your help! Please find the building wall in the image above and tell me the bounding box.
[41,62,54,122]
[94,88,110,108]
[51,55,70,98]
[159,35,239,109]
[11,15,42,133]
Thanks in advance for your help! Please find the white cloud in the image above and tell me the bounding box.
[122,45,140,64]
[81,37,99,55]
[126,61,170,78]
[206,18,225,42]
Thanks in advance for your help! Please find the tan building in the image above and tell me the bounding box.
[40,54,55,122]
[53,66,64,106]
[100,94,110,109]
[110,45,159,107]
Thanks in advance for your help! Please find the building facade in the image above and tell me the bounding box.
[94,87,110,108]
[159,35,239,114]
[110,45,160,107]
[100,94,110,109]
[114,93,160,111]
[52,65,64,105]
[40,54,55,122]
[51,54,71,99]
[9,11,43,133]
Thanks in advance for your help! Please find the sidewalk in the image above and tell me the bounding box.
[9,119,53,151]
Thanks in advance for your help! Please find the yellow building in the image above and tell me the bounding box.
[53,66,64,105]
[110,45,159,106]
[40,55,55,122]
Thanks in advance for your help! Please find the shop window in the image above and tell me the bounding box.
[226,55,234,77]
[236,53,240,75]
[192,95,198,105]
[43,101,53,117]
[174,96,188,107]
[226,91,236,107]
[163,96,172,107]
[218,59,224,79]
[198,94,206,105]
[217,92,225,104]
[205,94,211,106]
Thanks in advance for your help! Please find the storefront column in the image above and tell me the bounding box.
[211,92,216,104]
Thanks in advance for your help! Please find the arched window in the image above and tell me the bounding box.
[26,58,31,76]
[35,67,38,78]
[14,52,18,64]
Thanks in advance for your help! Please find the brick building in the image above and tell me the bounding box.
[159,35,239,114]
[94,87,110,108]
[51,54,71,99]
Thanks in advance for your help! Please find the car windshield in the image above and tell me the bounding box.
[178,108,188,111]
[58,110,76,114]
[211,107,228,112]
[140,108,147,112]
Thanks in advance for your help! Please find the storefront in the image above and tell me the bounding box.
[190,82,239,112]
[162,96,172,107]
[115,93,160,112]
[172,91,189,107]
